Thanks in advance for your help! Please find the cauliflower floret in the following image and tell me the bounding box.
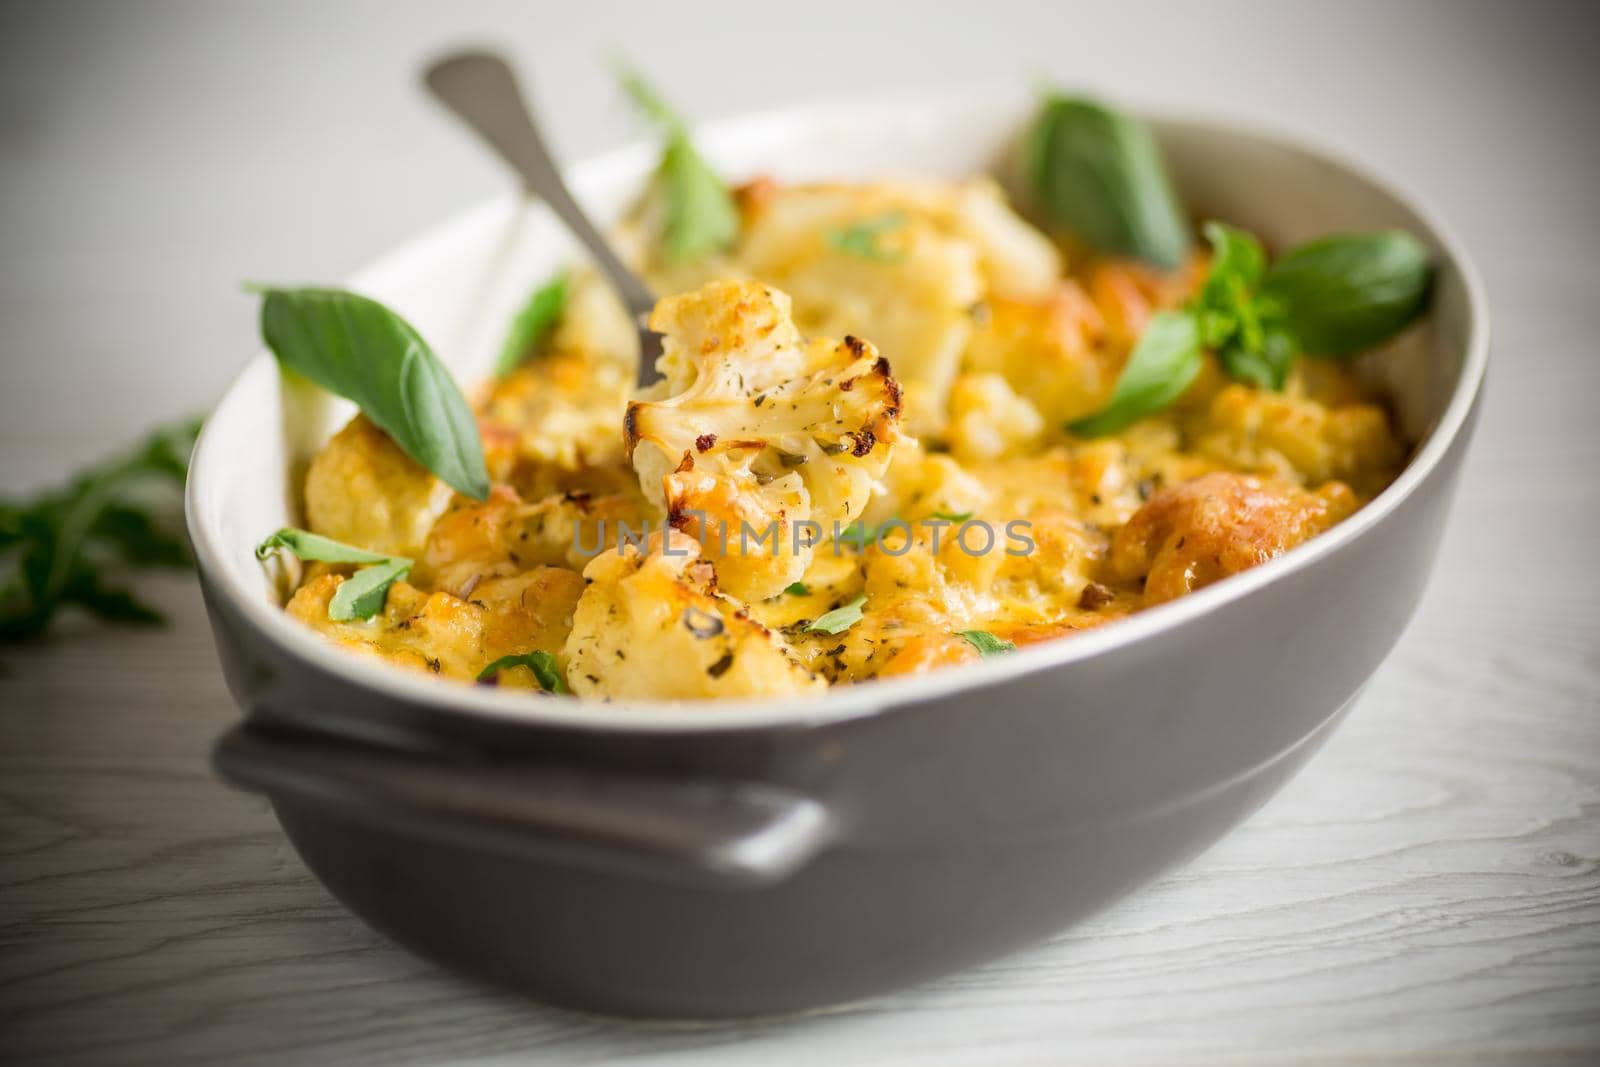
[1108,471,1358,604]
[562,531,824,700]
[303,414,455,558]
[1189,383,1403,497]
[413,484,649,595]
[625,280,905,601]
[946,373,1045,462]
[963,282,1116,426]
[287,566,584,685]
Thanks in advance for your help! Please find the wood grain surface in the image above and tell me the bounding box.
[2,2,1597,1064]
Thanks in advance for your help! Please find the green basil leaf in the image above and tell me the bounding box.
[805,594,867,635]
[783,581,810,596]
[1219,323,1297,391]
[826,212,907,261]
[931,510,975,523]
[476,649,568,692]
[327,558,411,622]
[255,527,396,565]
[256,287,490,500]
[1023,95,1191,268]
[1069,310,1203,436]
[621,70,738,263]
[495,271,568,378]
[1258,231,1432,357]
[956,629,1015,656]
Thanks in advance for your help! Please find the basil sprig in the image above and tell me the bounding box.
[1071,222,1433,435]
[256,527,412,622]
[1023,95,1191,269]
[621,70,738,263]
[477,649,568,692]
[253,286,490,500]
[495,270,568,377]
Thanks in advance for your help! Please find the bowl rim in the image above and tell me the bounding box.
[186,88,1490,734]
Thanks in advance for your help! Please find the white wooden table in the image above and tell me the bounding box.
[3,2,1597,1063]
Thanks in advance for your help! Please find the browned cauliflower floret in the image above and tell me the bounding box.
[1109,471,1358,604]
[562,531,824,700]
[287,566,583,686]
[303,414,454,558]
[412,484,649,596]
[625,280,904,601]
[1189,382,1403,496]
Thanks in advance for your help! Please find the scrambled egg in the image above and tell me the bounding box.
[282,177,1404,702]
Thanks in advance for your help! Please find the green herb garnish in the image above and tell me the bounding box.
[252,286,489,500]
[255,527,412,622]
[477,649,568,692]
[805,594,867,635]
[1070,222,1433,435]
[495,270,569,377]
[783,581,811,596]
[1069,310,1202,436]
[931,510,974,523]
[956,630,1016,656]
[826,212,907,261]
[1,417,200,641]
[1258,231,1433,357]
[1022,95,1191,268]
[621,69,738,263]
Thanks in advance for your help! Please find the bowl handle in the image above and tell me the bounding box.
[213,724,834,890]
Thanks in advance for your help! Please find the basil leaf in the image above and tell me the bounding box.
[931,510,974,523]
[1195,221,1266,345]
[956,629,1015,656]
[495,271,568,378]
[1219,322,1297,391]
[255,527,395,565]
[1023,95,1191,268]
[1069,310,1203,436]
[805,594,867,635]
[327,558,411,622]
[476,649,568,692]
[826,212,907,262]
[255,287,490,500]
[783,581,810,596]
[621,71,738,263]
[1258,231,1432,357]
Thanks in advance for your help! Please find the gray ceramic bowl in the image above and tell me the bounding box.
[188,91,1489,1018]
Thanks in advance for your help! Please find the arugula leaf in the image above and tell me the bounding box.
[956,629,1016,656]
[327,558,412,622]
[254,286,490,500]
[805,594,867,635]
[0,416,201,642]
[1258,231,1432,357]
[826,212,907,261]
[1068,310,1202,436]
[783,581,810,596]
[1023,95,1191,268]
[621,70,738,263]
[476,649,568,692]
[255,528,393,564]
[495,271,569,378]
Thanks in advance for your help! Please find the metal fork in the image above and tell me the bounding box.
[424,50,664,388]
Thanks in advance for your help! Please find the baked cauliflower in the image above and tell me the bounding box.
[625,280,905,601]
[303,414,455,558]
[562,531,824,700]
